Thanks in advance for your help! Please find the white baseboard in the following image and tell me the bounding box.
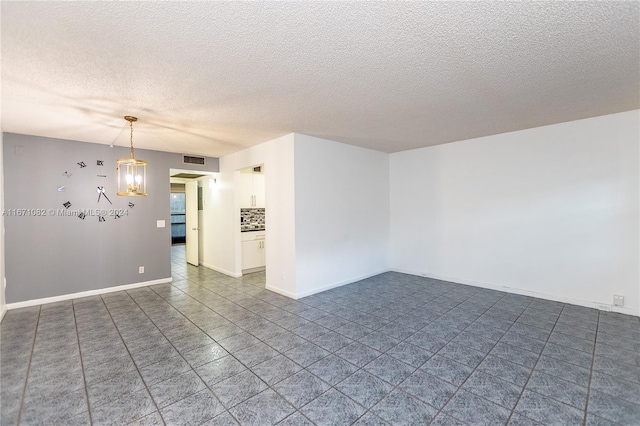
[265,284,297,299]
[5,277,173,310]
[393,269,640,318]
[0,305,6,322]
[200,262,242,278]
[242,266,266,275]
[292,269,391,300]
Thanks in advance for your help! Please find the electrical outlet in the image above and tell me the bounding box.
[139,266,144,274]
[613,294,624,307]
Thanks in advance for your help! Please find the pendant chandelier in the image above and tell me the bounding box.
[117,116,147,196]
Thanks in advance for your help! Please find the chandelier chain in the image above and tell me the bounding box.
[124,115,138,159]
[129,119,135,159]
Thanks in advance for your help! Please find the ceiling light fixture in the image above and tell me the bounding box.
[116,116,147,196]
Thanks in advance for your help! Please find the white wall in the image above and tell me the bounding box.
[0,131,6,320]
[294,134,390,297]
[390,111,640,315]
[201,134,297,297]
[202,132,390,299]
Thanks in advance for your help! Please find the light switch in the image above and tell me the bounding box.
[156,220,166,228]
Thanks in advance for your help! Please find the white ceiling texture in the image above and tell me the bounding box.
[2,1,638,156]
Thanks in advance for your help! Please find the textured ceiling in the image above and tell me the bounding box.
[2,2,639,156]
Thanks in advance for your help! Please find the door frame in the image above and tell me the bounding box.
[185,180,199,266]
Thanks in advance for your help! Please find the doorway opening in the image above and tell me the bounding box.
[170,192,186,245]
[170,169,215,269]
[238,164,266,278]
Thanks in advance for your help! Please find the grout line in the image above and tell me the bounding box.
[15,305,41,426]
[150,266,306,423]
[71,300,95,425]
[163,258,410,422]
[582,310,600,426]
[122,285,264,424]
[4,251,625,426]
[423,293,536,425]
[318,290,511,424]
[98,293,166,425]
[504,303,567,425]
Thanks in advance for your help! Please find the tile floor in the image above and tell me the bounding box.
[1,245,639,425]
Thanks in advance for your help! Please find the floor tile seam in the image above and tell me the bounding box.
[504,303,571,425]
[125,292,213,352]
[205,372,300,425]
[487,340,542,365]
[592,339,640,356]
[536,348,594,371]
[182,276,287,312]
[396,367,472,413]
[178,322,282,423]
[330,349,447,425]
[597,314,640,324]
[155,382,225,424]
[555,319,599,330]
[447,328,504,351]
[404,320,468,358]
[272,347,396,420]
[164,282,305,340]
[293,367,385,426]
[549,328,598,346]
[586,373,640,405]
[135,285,251,345]
[153,278,238,311]
[424,325,521,422]
[273,409,316,426]
[592,352,640,373]
[554,321,599,334]
[513,385,592,416]
[595,339,640,356]
[425,303,535,422]
[71,299,94,425]
[600,320,640,331]
[308,320,632,415]
[14,305,41,426]
[204,369,276,412]
[461,317,510,339]
[349,408,391,425]
[99,293,168,425]
[583,311,601,426]
[140,263,636,424]
[509,320,560,340]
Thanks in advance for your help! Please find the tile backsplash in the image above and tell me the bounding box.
[241,208,265,231]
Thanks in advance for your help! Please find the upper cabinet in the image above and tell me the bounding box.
[239,165,265,208]
[239,172,253,208]
[253,173,265,208]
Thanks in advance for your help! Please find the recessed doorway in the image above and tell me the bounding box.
[169,169,216,270]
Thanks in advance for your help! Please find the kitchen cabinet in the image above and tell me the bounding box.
[242,231,265,271]
[253,173,265,208]
[239,168,265,208]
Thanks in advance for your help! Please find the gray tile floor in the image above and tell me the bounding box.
[2,245,639,425]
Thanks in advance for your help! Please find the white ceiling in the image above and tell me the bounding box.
[2,2,638,156]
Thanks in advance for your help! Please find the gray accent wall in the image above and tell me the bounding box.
[3,133,219,303]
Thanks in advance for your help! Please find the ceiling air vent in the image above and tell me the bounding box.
[183,155,206,166]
